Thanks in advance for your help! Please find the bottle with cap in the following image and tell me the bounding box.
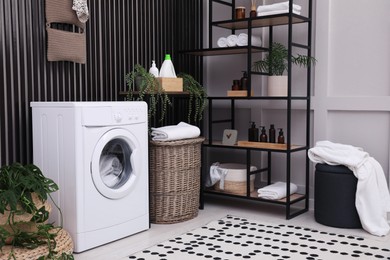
[248,121,259,142]
[240,71,248,90]
[159,54,177,78]
[269,124,276,143]
[260,126,268,142]
[278,128,285,144]
[149,60,159,77]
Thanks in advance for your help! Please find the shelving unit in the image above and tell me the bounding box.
[183,0,313,219]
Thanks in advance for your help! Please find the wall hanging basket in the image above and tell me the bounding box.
[149,137,204,224]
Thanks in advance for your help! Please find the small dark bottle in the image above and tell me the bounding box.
[269,124,276,143]
[278,128,285,144]
[232,79,241,90]
[260,126,268,142]
[240,71,248,90]
[248,121,259,142]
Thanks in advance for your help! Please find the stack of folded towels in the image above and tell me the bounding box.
[257,181,297,200]
[151,122,200,141]
[257,1,302,16]
[217,33,262,48]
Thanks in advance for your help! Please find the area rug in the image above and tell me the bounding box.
[129,215,390,260]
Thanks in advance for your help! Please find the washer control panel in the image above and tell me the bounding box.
[82,102,147,126]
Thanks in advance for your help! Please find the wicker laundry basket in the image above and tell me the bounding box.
[0,228,73,259]
[149,137,204,224]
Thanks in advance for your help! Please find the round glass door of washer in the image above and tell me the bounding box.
[91,129,141,199]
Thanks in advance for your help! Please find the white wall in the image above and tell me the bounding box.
[203,0,390,197]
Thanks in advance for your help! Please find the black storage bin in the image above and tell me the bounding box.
[315,163,362,228]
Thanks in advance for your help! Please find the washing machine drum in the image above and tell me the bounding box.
[91,129,141,199]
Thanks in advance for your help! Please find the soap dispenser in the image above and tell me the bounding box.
[278,128,285,144]
[149,60,159,77]
[260,126,268,142]
[240,71,248,90]
[248,121,259,142]
[269,124,276,143]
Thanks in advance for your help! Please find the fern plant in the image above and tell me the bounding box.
[253,42,316,75]
[125,64,172,123]
[178,73,207,123]
[0,163,74,260]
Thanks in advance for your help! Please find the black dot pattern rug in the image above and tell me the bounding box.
[129,215,390,260]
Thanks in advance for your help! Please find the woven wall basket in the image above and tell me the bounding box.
[149,137,204,224]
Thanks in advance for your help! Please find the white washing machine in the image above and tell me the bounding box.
[31,101,149,253]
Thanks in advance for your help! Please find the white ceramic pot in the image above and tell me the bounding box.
[267,75,288,96]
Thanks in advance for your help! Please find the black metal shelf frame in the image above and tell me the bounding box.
[196,0,313,220]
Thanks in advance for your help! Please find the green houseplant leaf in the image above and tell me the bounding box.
[253,42,316,75]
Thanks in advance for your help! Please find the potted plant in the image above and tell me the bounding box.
[0,163,74,260]
[253,42,316,96]
[125,64,207,125]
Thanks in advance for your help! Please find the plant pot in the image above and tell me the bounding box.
[267,75,288,96]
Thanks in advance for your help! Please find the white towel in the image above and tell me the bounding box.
[236,33,262,47]
[205,162,229,188]
[257,9,300,16]
[257,181,298,200]
[72,0,89,23]
[227,35,238,47]
[99,155,123,188]
[257,1,301,13]
[217,37,228,48]
[308,140,390,237]
[151,122,200,141]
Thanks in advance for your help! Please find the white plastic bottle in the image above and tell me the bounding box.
[149,60,159,77]
[159,54,177,78]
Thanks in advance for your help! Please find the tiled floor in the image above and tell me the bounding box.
[73,195,390,260]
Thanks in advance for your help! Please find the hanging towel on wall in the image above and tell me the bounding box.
[257,181,298,200]
[308,140,390,237]
[72,0,90,23]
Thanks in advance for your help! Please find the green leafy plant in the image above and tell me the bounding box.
[125,65,207,125]
[178,72,207,123]
[125,64,172,123]
[0,163,74,260]
[253,42,316,75]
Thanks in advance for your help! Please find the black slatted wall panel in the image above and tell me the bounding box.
[0,0,203,165]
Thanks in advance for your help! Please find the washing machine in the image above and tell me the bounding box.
[31,101,149,253]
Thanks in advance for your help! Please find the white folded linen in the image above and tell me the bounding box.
[257,181,297,200]
[236,33,262,47]
[257,1,301,13]
[227,34,238,47]
[151,122,200,141]
[257,9,300,16]
[205,162,229,188]
[99,155,123,188]
[308,140,390,237]
[217,37,228,47]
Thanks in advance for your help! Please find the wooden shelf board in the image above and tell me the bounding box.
[204,140,304,151]
[182,46,266,56]
[205,188,305,204]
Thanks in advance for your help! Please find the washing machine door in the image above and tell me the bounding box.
[91,128,141,199]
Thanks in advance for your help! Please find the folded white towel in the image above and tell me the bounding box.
[257,1,301,13]
[257,9,300,16]
[217,37,228,48]
[257,181,298,200]
[151,122,200,141]
[205,162,229,188]
[236,33,262,47]
[227,34,238,47]
[99,155,123,188]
